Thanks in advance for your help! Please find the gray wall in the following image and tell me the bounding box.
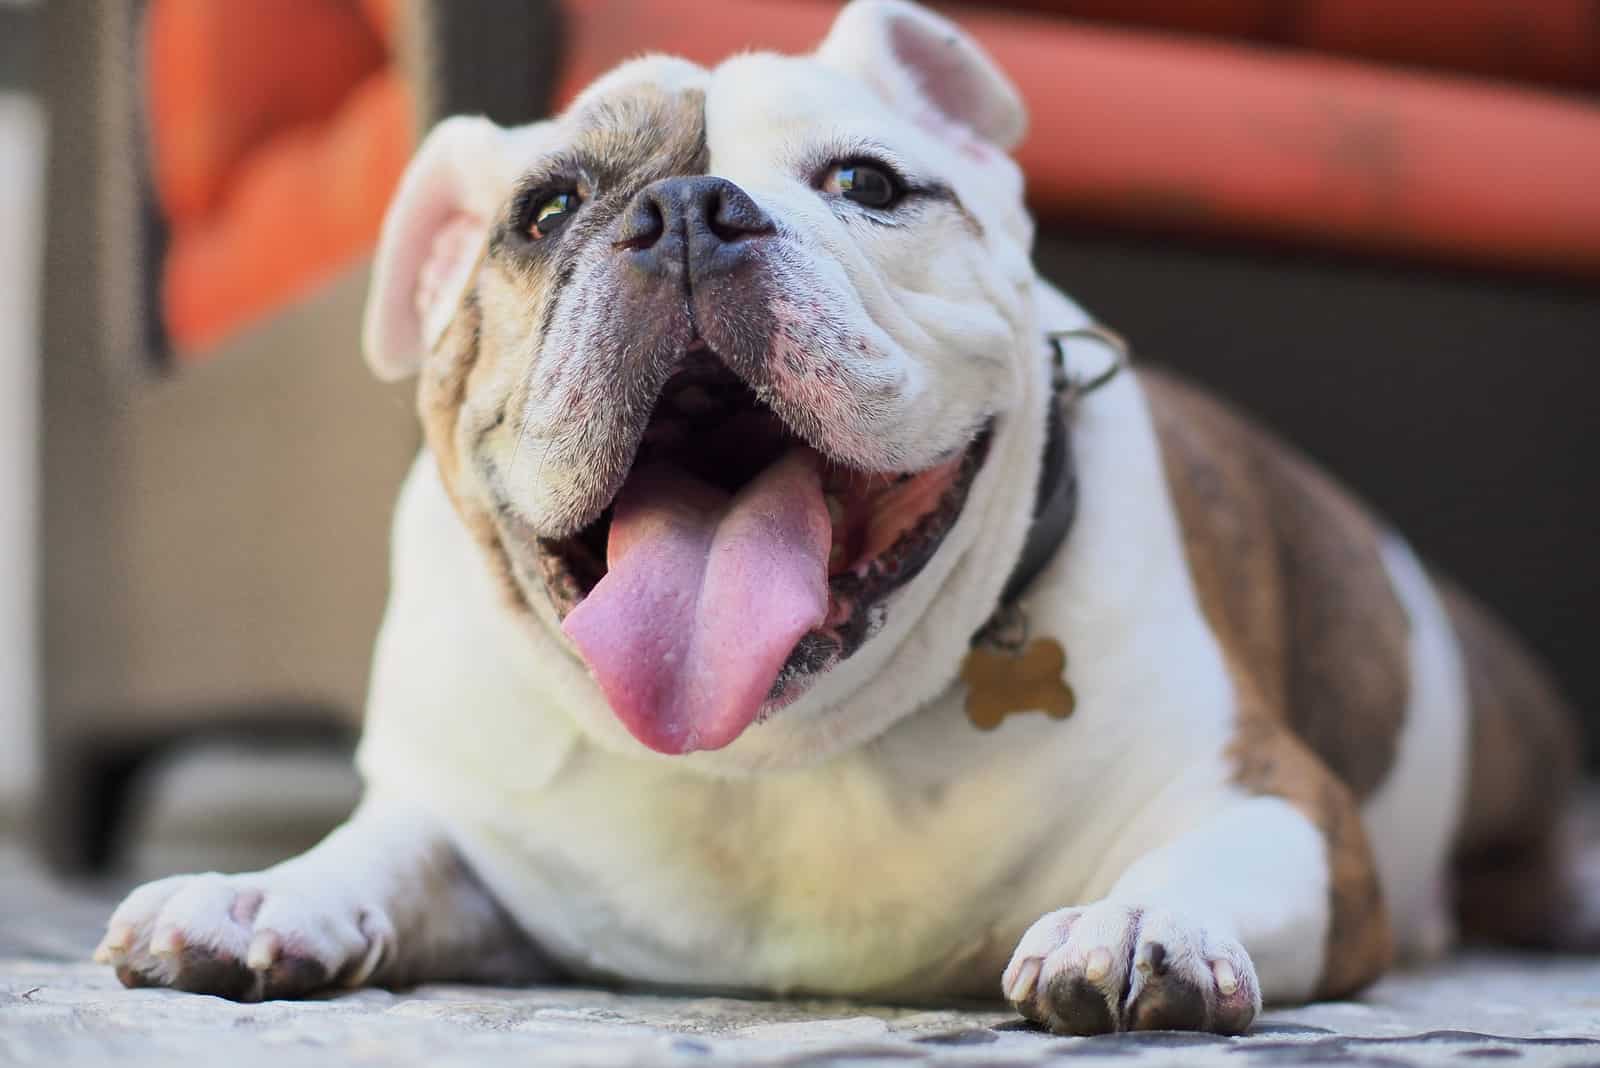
[0,2,45,815]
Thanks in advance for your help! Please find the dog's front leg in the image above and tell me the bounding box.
[95,794,545,1000]
[1002,729,1391,1036]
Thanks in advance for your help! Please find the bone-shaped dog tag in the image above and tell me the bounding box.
[962,637,1076,731]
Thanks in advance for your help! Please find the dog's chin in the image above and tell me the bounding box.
[513,344,991,756]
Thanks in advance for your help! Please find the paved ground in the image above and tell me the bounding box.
[5,748,1600,1065]
[6,951,1600,1066]
[6,841,1600,1067]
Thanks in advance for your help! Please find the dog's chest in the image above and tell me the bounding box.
[458,699,1108,997]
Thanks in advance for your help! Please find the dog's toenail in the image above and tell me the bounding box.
[1147,943,1168,975]
[1005,957,1042,1002]
[1084,947,1112,982]
[246,931,282,971]
[1213,958,1238,995]
[95,923,134,961]
[152,928,184,957]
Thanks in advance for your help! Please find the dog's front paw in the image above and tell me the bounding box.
[94,872,393,1001]
[1002,903,1260,1035]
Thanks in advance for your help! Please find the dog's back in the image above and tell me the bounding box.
[1144,368,1590,960]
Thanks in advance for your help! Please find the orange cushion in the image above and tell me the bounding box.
[162,72,414,354]
[558,0,1600,279]
[147,0,412,353]
[147,0,1600,356]
[992,0,1600,90]
[148,0,389,223]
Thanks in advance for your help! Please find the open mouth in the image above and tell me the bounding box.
[531,345,990,755]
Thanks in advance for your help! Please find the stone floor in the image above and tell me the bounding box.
[4,746,1600,1065]
[6,949,1600,1066]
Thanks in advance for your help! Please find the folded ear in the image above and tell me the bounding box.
[362,116,517,381]
[817,0,1027,152]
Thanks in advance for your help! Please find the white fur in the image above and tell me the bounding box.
[1364,535,1471,959]
[1096,797,1330,1003]
[364,117,520,380]
[350,284,1332,1007]
[94,797,493,994]
[816,0,1028,152]
[1003,796,1326,1029]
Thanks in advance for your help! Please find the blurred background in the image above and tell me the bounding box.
[0,0,1596,908]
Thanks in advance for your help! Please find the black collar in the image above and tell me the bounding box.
[995,324,1129,607]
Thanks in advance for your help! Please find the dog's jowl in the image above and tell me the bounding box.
[97,0,1592,1034]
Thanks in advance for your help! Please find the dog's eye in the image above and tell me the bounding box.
[823,162,902,210]
[527,190,581,239]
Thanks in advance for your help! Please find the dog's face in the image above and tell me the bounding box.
[364,0,1047,765]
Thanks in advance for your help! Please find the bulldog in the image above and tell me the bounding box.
[96,0,1592,1035]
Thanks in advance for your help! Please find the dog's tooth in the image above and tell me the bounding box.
[825,495,845,527]
[830,544,845,567]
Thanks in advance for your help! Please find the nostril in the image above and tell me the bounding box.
[620,176,771,265]
[615,196,667,252]
[704,186,774,244]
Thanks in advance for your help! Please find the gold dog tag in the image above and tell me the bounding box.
[962,635,1077,731]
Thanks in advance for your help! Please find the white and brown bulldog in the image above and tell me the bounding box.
[97,0,1593,1035]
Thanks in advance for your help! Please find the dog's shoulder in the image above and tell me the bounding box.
[1138,368,1409,799]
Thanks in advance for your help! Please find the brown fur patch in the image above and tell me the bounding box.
[416,285,527,611]
[469,81,710,540]
[1440,577,1587,947]
[1144,371,1410,796]
[1143,369,1404,997]
[1443,578,1578,855]
[1259,436,1410,800]
[1227,696,1394,997]
[412,78,712,616]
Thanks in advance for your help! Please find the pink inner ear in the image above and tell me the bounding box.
[415,214,486,352]
[883,11,1017,155]
[889,19,971,113]
[890,20,983,133]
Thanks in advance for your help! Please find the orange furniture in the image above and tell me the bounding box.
[145,0,412,354]
[555,0,1600,278]
[40,0,1599,873]
[143,0,1600,356]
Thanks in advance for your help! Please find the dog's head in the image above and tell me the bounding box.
[363,0,1049,766]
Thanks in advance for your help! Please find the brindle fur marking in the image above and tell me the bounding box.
[1144,370,1410,796]
[1440,578,1596,949]
[416,82,711,615]
[1143,369,1400,997]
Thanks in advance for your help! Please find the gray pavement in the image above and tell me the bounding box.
[4,745,1599,1065]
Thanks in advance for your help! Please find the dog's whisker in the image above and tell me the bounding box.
[507,418,532,485]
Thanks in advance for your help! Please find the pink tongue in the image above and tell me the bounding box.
[561,449,832,754]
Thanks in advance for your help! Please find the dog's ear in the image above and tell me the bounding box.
[362,116,518,381]
[817,0,1027,152]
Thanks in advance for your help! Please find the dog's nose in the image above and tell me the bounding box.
[616,176,773,278]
